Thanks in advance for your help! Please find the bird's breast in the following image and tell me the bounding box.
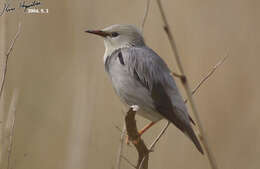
[104,51,162,122]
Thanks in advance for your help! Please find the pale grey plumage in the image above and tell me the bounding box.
[86,24,204,154]
[105,47,187,122]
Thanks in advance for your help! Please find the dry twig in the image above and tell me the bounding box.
[125,108,149,169]
[156,0,220,168]
[149,120,170,151]
[121,155,137,169]
[115,124,126,169]
[149,55,228,150]
[141,0,151,33]
[6,89,19,169]
[0,22,22,99]
[188,53,228,99]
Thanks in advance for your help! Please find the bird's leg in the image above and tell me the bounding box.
[126,121,157,144]
[139,121,156,135]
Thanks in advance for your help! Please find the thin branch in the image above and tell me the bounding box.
[149,55,228,150]
[6,89,19,169]
[138,155,148,169]
[121,155,137,169]
[115,123,126,169]
[188,54,228,99]
[125,107,149,169]
[0,22,22,99]
[113,123,123,133]
[156,0,184,74]
[171,72,186,82]
[141,0,151,33]
[149,120,170,151]
[156,1,220,168]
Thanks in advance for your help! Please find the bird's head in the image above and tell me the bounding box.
[85,24,145,54]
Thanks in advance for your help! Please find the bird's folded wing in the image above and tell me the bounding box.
[121,47,191,131]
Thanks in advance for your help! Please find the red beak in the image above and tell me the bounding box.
[85,30,110,37]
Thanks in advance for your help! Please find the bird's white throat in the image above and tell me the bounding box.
[103,41,131,63]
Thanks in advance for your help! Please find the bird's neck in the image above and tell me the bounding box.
[103,44,130,63]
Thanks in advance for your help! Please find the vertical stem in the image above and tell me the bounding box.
[156,0,219,169]
[6,89,19,169]
[141,0,151,33]
[0,22,22,100]
[125,108,149,169]
[115,123,126,169]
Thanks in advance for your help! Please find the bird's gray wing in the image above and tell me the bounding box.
[109,47,203,154]
[121,47,190,130]
[121,47,203,154]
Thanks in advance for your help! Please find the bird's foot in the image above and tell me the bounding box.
[125,121,156,145]
[125,132,141,145]
[130,105,140,112]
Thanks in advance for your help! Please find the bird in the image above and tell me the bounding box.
[85,24,204,154]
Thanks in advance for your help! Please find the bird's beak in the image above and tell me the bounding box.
[85,30,110,37]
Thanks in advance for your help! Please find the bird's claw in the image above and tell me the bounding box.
[125,135,140,145]
[130,105,140,112]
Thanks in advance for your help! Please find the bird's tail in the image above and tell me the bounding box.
[185,126,204,154]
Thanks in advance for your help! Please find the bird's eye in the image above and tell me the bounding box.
[111,32,119,37]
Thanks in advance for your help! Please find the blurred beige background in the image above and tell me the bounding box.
[0,0,260,169]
